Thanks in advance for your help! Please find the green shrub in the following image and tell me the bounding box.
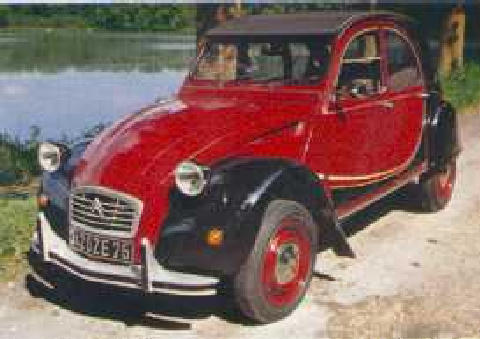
[441,62,480,111]
[0,127,40,186]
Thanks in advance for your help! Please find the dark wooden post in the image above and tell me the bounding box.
[439,4,466,76]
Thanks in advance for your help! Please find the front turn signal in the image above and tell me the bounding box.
[206,228,224,247]
[37,194,49,209]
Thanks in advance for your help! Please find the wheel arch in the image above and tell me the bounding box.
[208,157,354,258]
[427,98,461,172]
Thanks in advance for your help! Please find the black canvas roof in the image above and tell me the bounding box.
[207,11,410,38]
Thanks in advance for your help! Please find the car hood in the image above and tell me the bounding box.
[72,94,305,197]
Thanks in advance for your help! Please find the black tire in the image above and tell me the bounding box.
[233,200,318,323]
[418,160,457,212]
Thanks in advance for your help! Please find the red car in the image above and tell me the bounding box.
[31,11,460,323]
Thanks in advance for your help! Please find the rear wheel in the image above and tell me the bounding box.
[233,200,318,323]
[419,160,457,212]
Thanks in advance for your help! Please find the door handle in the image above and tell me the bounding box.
[380,100,395,109]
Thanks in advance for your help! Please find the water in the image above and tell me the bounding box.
[0,29,195,141]
[1,29,477,142]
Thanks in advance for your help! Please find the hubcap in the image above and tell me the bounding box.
[275,243,300,284]
[262,218,311,307]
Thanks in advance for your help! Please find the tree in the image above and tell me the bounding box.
[0,6,9,27]
[196,2,243,51]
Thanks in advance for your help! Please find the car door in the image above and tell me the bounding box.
[382,29,425,170]
[306,30,394,188]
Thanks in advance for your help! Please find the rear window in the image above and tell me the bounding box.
[386,31,423,91]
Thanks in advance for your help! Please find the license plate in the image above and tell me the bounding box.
[69,227,132,264]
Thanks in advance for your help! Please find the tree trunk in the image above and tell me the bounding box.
[438,5,466,76]
[195,2,243,53]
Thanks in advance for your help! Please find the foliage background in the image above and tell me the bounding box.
[0,5,195,32]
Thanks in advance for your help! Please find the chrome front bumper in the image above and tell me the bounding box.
[30,212,219,296]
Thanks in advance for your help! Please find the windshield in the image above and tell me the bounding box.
[191,37,331,86]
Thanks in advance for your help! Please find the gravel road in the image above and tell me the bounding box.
[1,112,479,339]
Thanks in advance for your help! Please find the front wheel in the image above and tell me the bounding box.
[418,160,457,212]
[233,200,318,323]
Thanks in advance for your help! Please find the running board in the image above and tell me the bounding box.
[335,162,427,221]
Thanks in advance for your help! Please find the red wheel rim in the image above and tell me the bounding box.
[261,217,311,307]
[435,162,456,202]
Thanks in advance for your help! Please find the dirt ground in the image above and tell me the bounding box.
[0,112,479,339]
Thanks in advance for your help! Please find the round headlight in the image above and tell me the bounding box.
[38,142,62,172]
[175,161,208,196]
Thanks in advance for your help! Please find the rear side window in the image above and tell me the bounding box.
[386,31,423,91]
[343,33,379,60]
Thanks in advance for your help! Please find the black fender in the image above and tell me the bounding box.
[427,98,461,171]
[155,157,353,277]
[39,141,90,241]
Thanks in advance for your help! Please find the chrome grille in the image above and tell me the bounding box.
[70,187,142,234]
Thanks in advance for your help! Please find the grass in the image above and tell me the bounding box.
[0,196,36,281]
[441,62,480,112]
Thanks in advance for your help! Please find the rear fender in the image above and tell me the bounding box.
[428,99,461,171]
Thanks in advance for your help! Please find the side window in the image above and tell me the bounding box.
[387,31,423,91]
[337,32,381,98]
